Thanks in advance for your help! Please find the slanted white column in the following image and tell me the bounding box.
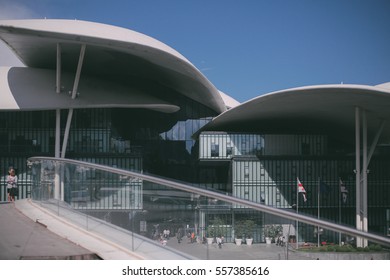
[61,44,86,158]
[367,120,385,166]
[57,44,86,201]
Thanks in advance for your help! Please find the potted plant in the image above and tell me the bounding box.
[264,224,283,244]
[243,219,256,246]
[234,220,245,245]
[235,219,256,245]
[206,227,215,244]
[206,217,224,244]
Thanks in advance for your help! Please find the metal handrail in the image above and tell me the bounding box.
[28,156,390,247]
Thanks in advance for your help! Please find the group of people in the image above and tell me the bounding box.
[151,227,172,246]
[154,226,226,248]
[5,167,18,202]
[276,235,286,246]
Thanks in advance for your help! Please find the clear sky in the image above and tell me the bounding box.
[1,0,390,102]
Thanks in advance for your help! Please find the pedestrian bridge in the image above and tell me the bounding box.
[4,156,389,260]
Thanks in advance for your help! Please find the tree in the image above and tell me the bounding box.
[207,217,224,237]
[235,219,256,239]
[264,224,283,242]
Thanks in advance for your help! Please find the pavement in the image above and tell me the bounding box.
[0,199,311,260]
[166,238,294,260]
[7,199,387,260]
[0,201,99,260]
[0,199,198,260]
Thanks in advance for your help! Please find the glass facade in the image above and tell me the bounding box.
[1,101,389,245]
[0,95,217,200]
[31,157,387,259]
[199,132,390,243]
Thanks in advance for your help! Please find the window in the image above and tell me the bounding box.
[244,163,249,178]
[211,143,219,157]
[226,139,233,157]
[226,146,233,157]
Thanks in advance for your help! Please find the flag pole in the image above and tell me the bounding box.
[339,178,342,245]
[317,177,320,247]
[296,178,299,249]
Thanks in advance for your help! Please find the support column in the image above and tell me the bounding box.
[367,120,385,166]
[55,43,61,158]
[57,43,86,201]
[362,110,368,247]
[61,109,73,158]
[61,44,86,158]
[54,43,62,200]
[56,43,61,94]
[355,107,363,247]
[354,109,384,247]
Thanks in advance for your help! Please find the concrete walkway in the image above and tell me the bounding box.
[166,238,294,260]
[6,199,195,260]
[2,199,291,260]
[5,199,385,260]
[0,202,98,260]
[1,199,303,260]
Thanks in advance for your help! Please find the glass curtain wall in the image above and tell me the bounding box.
[0,94,218,201]
[199,132,390,243]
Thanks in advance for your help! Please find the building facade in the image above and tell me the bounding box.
[1,19,390,244]
[199,132,390,242]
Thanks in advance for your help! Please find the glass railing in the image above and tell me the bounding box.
[27,157,390,260]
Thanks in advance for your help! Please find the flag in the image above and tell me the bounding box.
[339,178,348,203]
[297,177,307,202]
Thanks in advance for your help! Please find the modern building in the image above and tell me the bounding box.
[1,19,389,246]
[197,84,390,245]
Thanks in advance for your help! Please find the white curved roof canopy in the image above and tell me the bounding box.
[198,84,390,143]
[0,66,179,112]
[0,19,226,113]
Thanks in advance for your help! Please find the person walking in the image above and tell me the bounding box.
[6,168,18,202]
[216,236,224,249]
[176,228,183,243]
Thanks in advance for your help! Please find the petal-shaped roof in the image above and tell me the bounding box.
[1,66,179,112]
[0,19,226,113]
[198,84,390,143]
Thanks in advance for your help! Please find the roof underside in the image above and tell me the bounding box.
[200,85,390,144]
[0,19,226,113]
[1,67,179,112]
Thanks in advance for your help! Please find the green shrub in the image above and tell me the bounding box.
[356,247,365,252]
[345,245,356,252]
[298,243,386,254]
[319,246,327,252]
[263,224,282,240]
[207,217,224,237]
[326,245,336,252]
[368,244,382,251]
[335,245,353,252]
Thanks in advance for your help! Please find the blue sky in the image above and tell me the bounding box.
[1,0,390,102]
